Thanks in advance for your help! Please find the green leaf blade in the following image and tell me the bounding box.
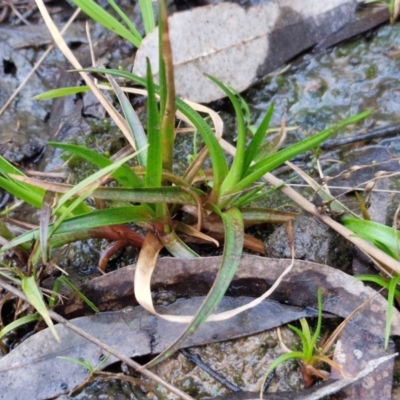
[49,142,142,188]
[144,206,244,368]
[71,0,142,47]
[226,110,372,197]
[145,59,162,188]
[22,276,59,341]
[243,103,274,173]
[206,76,246,195]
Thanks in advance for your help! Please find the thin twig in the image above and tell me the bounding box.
[321,123,400,150]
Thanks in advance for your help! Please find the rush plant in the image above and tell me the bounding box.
[0,0,369,367]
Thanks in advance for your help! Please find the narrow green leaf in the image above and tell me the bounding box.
[107,0,144,39]
[145,59,162,188]
[22,276,59,341]
[0,177,44,209]
[0,205,154,253]
[157,0,167,123]
[138,0,156,34]
[50,187,97,247]
[57,356,93,371]
[162,230,199,258]
[289,323,310,356]
[144,207,244,368]
[176,99,228,199]
[106,75,148,166]
[310,288,323,355]
[71,0,142,47]
[224,110,372,201]
[0,270,21,284]
[385,275,400,349]
[243,103,274,173]
[49,142,142,187]
[343,218,400,260]
[51,276,99,313]
[260,351,306,395]
[0,220,14,242]
[40,191,56,264]
[35,86,88,100]
[356,275,400,299]
[0,314,40,339]
[0,154,26,177]
[0,155,89,217]
[0,156,45,208]
[206,76,246,195]
[90,186,197,204]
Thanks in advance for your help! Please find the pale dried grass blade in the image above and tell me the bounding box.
[133,232,164,315]
[182,99,224,141]
[10,175,72,193]
[34,0,133,146]
[277,326,292,353]
[0,8,81,117]
[321,291,380,355]
[286,161,356,216]
[173,221,219,247]
[393,0,400,23]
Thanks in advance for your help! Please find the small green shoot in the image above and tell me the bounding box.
[356,274,400,349]
[0,264,59,340]
[57,354,110,376]
[0,314,40,340]
[50,276,100,313]
[259,289,340,397]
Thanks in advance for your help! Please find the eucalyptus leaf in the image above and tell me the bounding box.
[133,1,357,102]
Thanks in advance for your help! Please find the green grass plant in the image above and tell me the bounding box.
[259,289,344,398]
[0,0,370,365]
[57,354,110,379]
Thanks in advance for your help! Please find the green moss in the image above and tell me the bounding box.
[275,75,287,89]
[365,64,378,80]
[233,375,244,386]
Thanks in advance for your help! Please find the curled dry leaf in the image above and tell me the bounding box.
[57,255,400,338]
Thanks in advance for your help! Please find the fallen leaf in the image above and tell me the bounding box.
[331,323,395,400]
[0,297,316,399]
[58,255,400,339]
[133,0,357,103]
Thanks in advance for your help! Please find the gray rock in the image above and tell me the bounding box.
[265,213,353,272]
